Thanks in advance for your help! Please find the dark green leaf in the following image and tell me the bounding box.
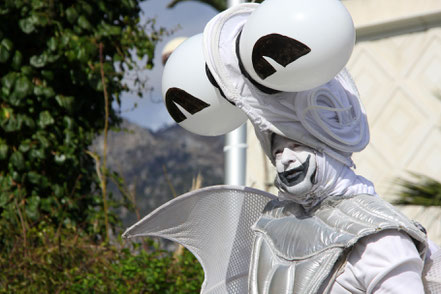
[3,112,22,132]
[55,95,74,112]
[19,16,36,34]
[29,148,45,160]
[11,50,23,70]
[66,6,78,23]
[34,132,49,148]
[20,66,32,75]
[30,52,48,67]
[14,76,33,99]
[18,139,31,153]
[54,153,66,164]
[41,70,54,80]
[63,116,74,129]
[33,85,44,96]
[0,143,8,160]
[47,37,57,51]
[38,111,54,128]
[42,86,55,98]
[10,151,25,170]
[1,72,17,90]
[78,15,91,30]
[81,2,93,15]
[0,43,11,63]
[20,114,35,129]
[0,8,10,16]
[27,171,41,185]
[1,38,13,51]
[8,92,22,106]
[25,195,40,220]
[31,0,45,10]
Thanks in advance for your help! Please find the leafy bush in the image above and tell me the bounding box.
[0,1,205,292]
[0,225,204,293]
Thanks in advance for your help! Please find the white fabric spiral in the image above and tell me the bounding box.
[295,69,370,153]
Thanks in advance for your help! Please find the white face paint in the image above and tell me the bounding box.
[271,135,317,198]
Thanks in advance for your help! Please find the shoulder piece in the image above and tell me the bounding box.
[250,194,428,294]
[123,185,276,294]
[253,194,427,260]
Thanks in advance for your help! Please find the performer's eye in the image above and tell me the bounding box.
[288,143,299,150]
[273,149,282,159]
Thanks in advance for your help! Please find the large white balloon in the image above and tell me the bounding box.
[238,0,355,92]
[162,34,247,136]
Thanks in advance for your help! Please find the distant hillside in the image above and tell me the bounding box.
[92,120,225,226]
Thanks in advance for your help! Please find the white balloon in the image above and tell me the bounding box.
[238,0,355,92]
[162,34,247,136]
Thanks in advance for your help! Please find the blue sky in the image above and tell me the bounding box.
[116,0,218,131]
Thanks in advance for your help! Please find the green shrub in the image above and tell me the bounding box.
[0,224,204,293]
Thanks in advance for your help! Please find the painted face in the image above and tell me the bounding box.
[271,135,317,197]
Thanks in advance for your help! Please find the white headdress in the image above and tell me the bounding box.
[203,4,370,167]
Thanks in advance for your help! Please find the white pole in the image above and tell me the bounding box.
[224,124,247,185]
[227,0,244,6]
[224,0,247,186]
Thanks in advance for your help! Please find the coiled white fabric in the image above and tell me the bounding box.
[203,4,370,167]
[296,70,369,153]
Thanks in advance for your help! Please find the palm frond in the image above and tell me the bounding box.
[394,173,441,206]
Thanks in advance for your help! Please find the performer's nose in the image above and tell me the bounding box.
[280,149,295,166]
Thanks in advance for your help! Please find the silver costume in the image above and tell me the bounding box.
[124,2,441,293]
[249,194,427,294]
[123,186,441,293]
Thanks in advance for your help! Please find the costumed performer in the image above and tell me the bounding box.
[124,1,441,293]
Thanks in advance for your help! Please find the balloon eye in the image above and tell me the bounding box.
[252,33,311,80]
[165,87,210,123]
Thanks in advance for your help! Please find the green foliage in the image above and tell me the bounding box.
[0,225,204,293]
[394,173,441,206]
[0,0,165,244]
[0,1,206,292]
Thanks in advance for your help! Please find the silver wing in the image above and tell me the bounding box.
[122,185,276,294]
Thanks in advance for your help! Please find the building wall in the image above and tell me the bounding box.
[245,0,441,244]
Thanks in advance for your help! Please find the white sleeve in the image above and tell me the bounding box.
[347,230,425,294]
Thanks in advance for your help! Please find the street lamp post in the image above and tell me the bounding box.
[224,0,247,186]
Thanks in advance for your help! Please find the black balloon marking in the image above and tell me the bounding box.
[236,31,280,94]
[252,34,311,80]
[205,63,233,105]
[165,87,210,123]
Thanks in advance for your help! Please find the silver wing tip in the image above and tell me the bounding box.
[121,230,133,239]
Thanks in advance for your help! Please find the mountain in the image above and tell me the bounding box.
[92,120,225,226]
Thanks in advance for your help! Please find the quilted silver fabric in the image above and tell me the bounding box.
[249,194,428,294]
